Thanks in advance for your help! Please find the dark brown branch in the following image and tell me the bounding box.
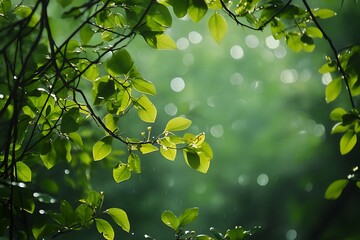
[302,0,356,109]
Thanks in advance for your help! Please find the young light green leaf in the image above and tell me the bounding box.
[330,108,347,121]
[84,64,99,81]
[155,34,177,49]
[286,33,302,53]
[340,130,357,155]
[95,218,115,240]
[325,77,342,103]
[325,179,349,200]
[159,139,177,161]
[161,210,179,230]
[113,163,131,183]
[313,8,337,19]
[178,207,199,227]
[165,117,192,132]
[135,95,157,123]
[188,0,208,23]
[15,161,32,182]
[208,12,228,43]
[103,114,118,133]
[139,143,158,154]
[128,153,141,173]
[106,208,130,233]
[131,78,156,95]
[106,49,133,76]
[306,27,323,38]
[93,136,113,161]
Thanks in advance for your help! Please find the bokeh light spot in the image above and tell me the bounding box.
[177,37,189,50]
[210,124,224,138]
[170,77,185,92]
[322,73,332,85]
[165,103,178,116]
[230,72,244,85]
[286,229,297,240]
[265,35,280,49]
[230,45,244,59]
[245,35,259,48]
[188,31,203,44]
[257,174,269,186]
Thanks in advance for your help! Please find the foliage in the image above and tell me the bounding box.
[0,0,359,239]
[158,207,259,240]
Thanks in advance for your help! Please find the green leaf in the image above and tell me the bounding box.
[331,122,349,134]
[113,163,131,183]
[82,190,103,208]
[103,114,118,133]
[32,225,46,240]
[139,143,159,154]
[178,207,199,227]
[306,27,323,38]
[286,33,302,53]
[208,12,228,43]
[75,204,94,226]
[56,0,73,7]
[61,109,79,133]
[0,0,12,14]
[80,25,94,44]
[84,64,99,81]
[128,153,141,173]
[53,138,72,163]
[132,78,156,95]
[168,0,189,18]
[196,235,212,240]
[330,108,347,121]
[165,117,192,132]
[225,226,247,240]
[95,218,115,240]
[15,162,32,182]
[159,138,177,161]
[188,0,208,23]
[319,60,337,74]
[210,227,224,240]
[147,34,176,49]
[60,200,76,227]
[184,151,200,168]
[135,95,157,123]
[161,210,179,230]
[325,179,349,200]
[106,208,130,233]
[340,130,357,155]
[301,34,315,52]
[69,132,83,149]
[106,49,133,76]
[325,77,342,103]
[313,8,337,19]
[40,143,57,169]
[93,136,113,161]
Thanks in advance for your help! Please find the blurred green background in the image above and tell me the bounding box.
[53,1,360,240]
